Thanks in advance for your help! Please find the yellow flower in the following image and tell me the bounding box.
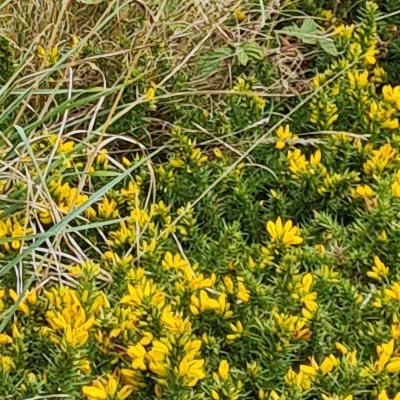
[233,7,246,22]
[226,321,243,341]
[319,354,339,374]
[348,71,368,89]
[127,343,147,370]
[0,356,15,373]
[266,217,303,246]
[310,149,321,167]
[275,125,296,149]
[223,276,234,294]
[213,148,223,158]
[335,342,348,355]
[162,251,188,271]
[82,385,107,400]
[71,35,79,47]
[387,357,400,373]
[350,184,374,199]
[365,47,376,65]
[287,149,308,176]
[334,24,354,39]
[382,118,399,130]
[375,339,394,371]
[178,355,205,387]
[378,390,400,400]
[269,390,280,400]
[0,334,12,345]
[148,340,169,377]
[392,180,400,197]
[253,95,265,110]
[377,230,387,241]
[37,45,59,66]
[363,144,395,174]
[273,310,311,340]
[236,280,250,303]
[9,289,30,316]
[284,367,314,390]
[82,374,131,400]
[383,85,400,110]
[367,256,389,281]
[144,87,156,101]
[98,197,119,219]
[384,282,400,302]
[218,359,229,380]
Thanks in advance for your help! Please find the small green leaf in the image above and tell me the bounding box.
[319,38,339,56]
[236,47,250,66]
[197,47,233,75]
[280,18,319,45]
[301,19,319,34]
[241,43,264,61]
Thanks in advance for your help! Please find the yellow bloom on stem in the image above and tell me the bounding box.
[392,180,400,197]
[82,384,107,399]
[37,45,59,66]
[348,71,368,89]
[97,197,119,219]
[233,7,246,22]
[284,367,313,390]
[0,334,12,345]
[218,359,229,380]
[0,356,15,373]
[162,251,188,271]
[310,149,321,167]
[384,282,400,302]
[319,354,339,374]
[127,343,147,370]
[275,125,296,149]
[226,321,243,341]
[375,339,394,371]
[387,357,400,373]
[383,85,400,110]
[377,390,400,400]
[9,289,30,316]
[335,342,348,355]
[178,355,205,387]
[365,47,376,65]
[363,144,396,174]
[266,217,303,246]
[144,86,156,101]
[236,280,250,303]
[287,149,308,176]
[82,374,133,400]
[350,184,374,199]
[367,256,389,281]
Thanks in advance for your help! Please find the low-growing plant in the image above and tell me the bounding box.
[1,0,400,399]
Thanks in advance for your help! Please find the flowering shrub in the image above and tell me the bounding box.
[1,0,400,399]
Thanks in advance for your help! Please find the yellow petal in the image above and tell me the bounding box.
[82,386,107,399]
[266,221,276,239]
[386,357,400,373]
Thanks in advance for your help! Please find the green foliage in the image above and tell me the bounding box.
[1,0,400,399]
[0,36,14,84]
